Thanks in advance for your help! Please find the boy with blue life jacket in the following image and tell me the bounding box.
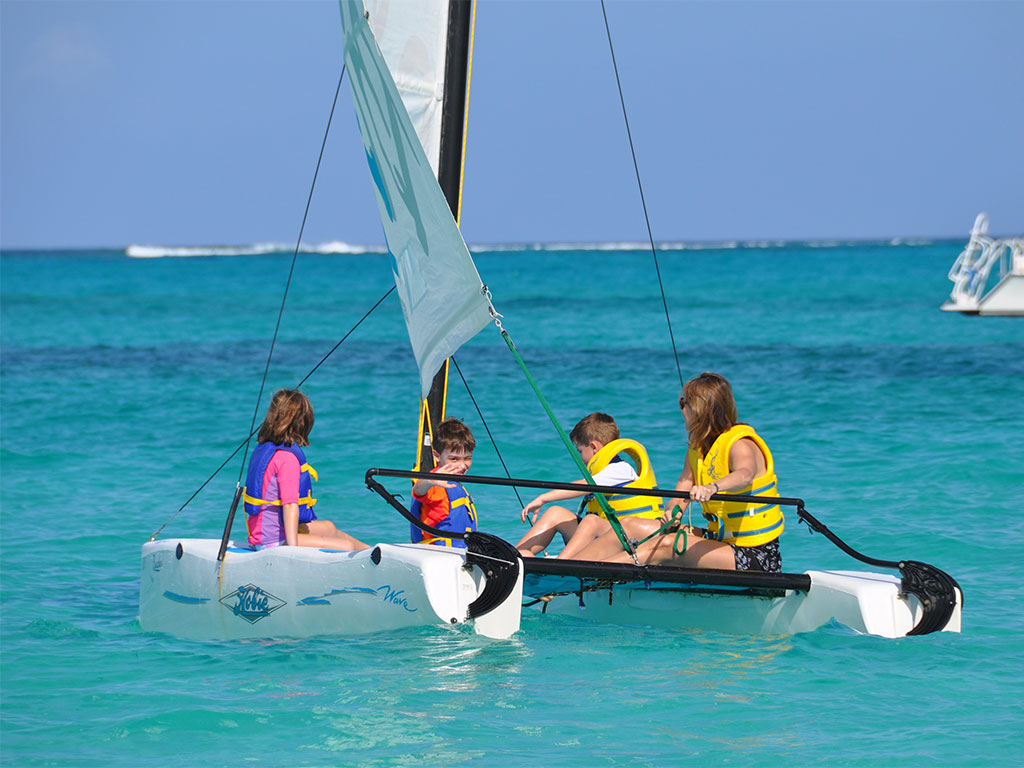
[515,412,663,559]
[243,389,368,551]
[410,418,478,548]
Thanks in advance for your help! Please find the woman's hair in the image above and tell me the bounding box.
[257,389,315,446]
[682,372,738,455]
[434,418,476,454]
[569,412,619,447]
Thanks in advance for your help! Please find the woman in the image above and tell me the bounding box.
[572,372,783,572]
[243,389,368,551]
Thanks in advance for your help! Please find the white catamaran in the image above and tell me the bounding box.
[941,213,1024,316]
[139,0,962,642]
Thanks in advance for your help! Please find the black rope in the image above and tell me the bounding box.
[599,0,683,391]
[451,355,525,507]
[294,286,395,390]
[236,61,348,485]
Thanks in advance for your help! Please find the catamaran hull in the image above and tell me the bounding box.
[524,569,962,638]
[941,273,1024,316]
[139,539,523,641]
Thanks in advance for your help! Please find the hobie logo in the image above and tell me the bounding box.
[220,584,285,624]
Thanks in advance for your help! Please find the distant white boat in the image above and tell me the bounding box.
[941,213,1024,316]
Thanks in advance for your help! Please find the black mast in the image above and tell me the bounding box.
[416,0,474,471]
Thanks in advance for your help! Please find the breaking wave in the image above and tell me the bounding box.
[125,241,387,258]
[126,237,941,259]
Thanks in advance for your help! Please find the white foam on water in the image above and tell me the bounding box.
[124,241,389,258]
[124,237,941,259]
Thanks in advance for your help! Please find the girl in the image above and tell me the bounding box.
[243,389,367,551]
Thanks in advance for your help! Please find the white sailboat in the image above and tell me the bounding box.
[140,0,963,642]
[941,213,1024,316]
[139,0,524,642]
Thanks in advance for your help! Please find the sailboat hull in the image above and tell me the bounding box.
[139,539,523,640]
[523,566,962,638]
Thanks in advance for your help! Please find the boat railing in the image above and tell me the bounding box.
[945,212,1024,308]
[1006,238,1024,277]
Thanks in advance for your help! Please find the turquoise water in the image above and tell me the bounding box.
[2,242,1022,766]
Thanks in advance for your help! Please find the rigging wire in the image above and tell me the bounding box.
[235,61,348,486]
[599,0,684,391]
[493,312,638,561]
[150,60,361,540]
[450,355,525,508]
[149,285,396,540]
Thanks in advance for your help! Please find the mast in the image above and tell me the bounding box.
[416,0,475,472]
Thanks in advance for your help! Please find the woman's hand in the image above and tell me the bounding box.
[661,498,687,525]
[689,482,719,503]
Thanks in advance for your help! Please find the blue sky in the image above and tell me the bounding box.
[2,0,1022,250]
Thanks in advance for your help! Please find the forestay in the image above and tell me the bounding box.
[340,0,492,396]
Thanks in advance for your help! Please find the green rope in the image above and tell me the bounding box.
[499,329,636,559]
[672,525,688,557]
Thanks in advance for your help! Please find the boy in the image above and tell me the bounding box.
[515,412,662,558]
[410,418,478,549]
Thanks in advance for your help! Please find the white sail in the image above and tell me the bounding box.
[341,0,492,397]
[361,0,451,175]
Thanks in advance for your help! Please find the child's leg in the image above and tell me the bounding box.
[298,519,369,550]
[515,505,578,557]
[303,519,342,538]
[296,530,369,550]
[556,514,612,559]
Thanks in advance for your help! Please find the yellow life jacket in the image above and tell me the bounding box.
[687,424,783,547]
[583,438,663,519]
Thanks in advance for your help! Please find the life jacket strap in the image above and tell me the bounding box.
[242,491,318,508]
[421,536,454,546]
[712,515,784,543]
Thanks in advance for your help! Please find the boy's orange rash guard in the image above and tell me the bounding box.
[413,485,452,528]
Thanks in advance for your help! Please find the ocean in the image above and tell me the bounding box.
[1,241,1022,766]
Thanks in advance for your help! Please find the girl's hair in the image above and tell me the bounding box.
[257,389,315,446]
[434,418,476,454]
[682,372,738,455]
[569,412,619,447]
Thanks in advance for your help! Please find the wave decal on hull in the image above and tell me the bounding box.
[297,585,418,613]
[162,591,210,604]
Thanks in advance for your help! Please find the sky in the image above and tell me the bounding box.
[2,0,1022,250]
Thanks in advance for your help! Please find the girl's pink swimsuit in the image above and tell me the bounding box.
[246,450,301,548]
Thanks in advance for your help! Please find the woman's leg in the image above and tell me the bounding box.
[516,506,578,557]
[604,527,735,569]
[571,516,661,561]
[570,519,737,569]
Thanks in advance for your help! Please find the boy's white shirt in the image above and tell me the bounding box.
[589,460,638,487]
